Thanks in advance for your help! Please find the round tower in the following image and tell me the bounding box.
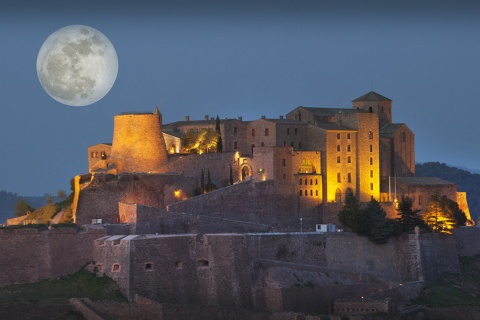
[110,109,168,173]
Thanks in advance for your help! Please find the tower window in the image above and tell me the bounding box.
[299,190,303,196]
[337,133,341,139]
[337,145,341,152]
[282,158,286,167]
[294,128,298,135]
[337,156,341,163]
[252,128,255,137]
[370,144,373,152]
[265,128,269,136]
[337,173,341,183]
[234,127,237,134]
[368,131,373,139]
[347,156,351,163]
[370,170,373,178]
[347,133,351,139]
[347,145,351,152]
[370,183,374,190]
[347,173,351,183]
[370,157,373,165]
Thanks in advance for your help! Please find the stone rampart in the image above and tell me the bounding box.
[418,233,461,281]
[453,226,480,256]
[74,173,197,225]
[0,226,106,287]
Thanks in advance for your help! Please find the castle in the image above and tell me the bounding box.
[2,91,477,317]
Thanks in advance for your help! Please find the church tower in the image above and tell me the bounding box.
[352,91,392,128]
[110,109,168,173]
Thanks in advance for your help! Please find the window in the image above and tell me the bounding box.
[370,144,373,152]
[370,170,373,178]
[234,142,238,149]
[402,132,406,142]
[299,179,302,185]
[283,142,286,147]
[234,127,237,134]
[287,128,290,135]
[370,183,374,190]
[370,157,373,165]
[197,260,209,267]
[291,142,294,147]
[305,178,307,185]
[337,145,341,152]
[347,156,351,163]
[145,262,153,271]
[282,158,286,167]
[337,133,341,139]
[310,190,313,196]
[347,145,351,152]
[347,173,351,183]
[315,179,318,185]
[310,179,313,185]
[368,131,373,139]
[347,133,351,139]
[337,172,341,183]
[304,190,308,197]
[337,156,341,163]
[101,151,107,159]
[299,190,303,196]
[299,159,315,173]
[91,152,95,158]
[175,261,183,269]
[252,128,255,137]
[282,173,286,179]
[294,128,298,135]
[265,128,269,136]
[335,188,342,202]
[368,106,373,113]
[112,263,120,272]
[261,142,265,147]
[298,142,302,149]
[315,190,318,196]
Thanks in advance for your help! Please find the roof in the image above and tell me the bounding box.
[88,143,112,148]
[352,91,392,102]
[163,118,245,128]
[254,118,305,125]
[300,107,368,117]
[315,123,356,131]
[163,131,183,138]
[395,177,455,186]
[380,123,405,138]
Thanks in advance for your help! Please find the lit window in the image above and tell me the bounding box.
[299,159,315,174]
[370,157,373,165]
[370,170,373,178]
[337,173,341,183]
[370,183,374,190]
[337,145,341,152]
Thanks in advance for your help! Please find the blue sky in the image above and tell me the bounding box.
[1,0,479,195]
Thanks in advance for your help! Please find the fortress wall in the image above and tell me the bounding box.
[454,226,480,256]
[96,234,254,308]
[167,180,317,229]
[0,226,106,287]
[418,233,461,281]
[157,152,239,184]
[75,173,197,225]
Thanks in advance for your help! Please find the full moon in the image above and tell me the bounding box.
[37,25,118,107]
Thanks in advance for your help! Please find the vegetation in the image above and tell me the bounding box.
[423,192,468,234]
[413,255,480,307]
[416,162,480,222]
[13,198,35,217]
[26,204,61,223]
[339,195,396,243]
[396,195,430,233]
[0,266,125,303]
[215,115,223,153]
[182,128,220,154]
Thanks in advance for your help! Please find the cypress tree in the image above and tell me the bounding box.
[201,169,205,193]
[229,164,233,185]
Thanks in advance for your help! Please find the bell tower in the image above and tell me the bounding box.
[352,91,392,128]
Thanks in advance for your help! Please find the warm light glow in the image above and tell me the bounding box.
[234,151,240,159]
[174,190,181,198]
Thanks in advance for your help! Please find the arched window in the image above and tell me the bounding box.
[299,190,303,196]
[299,179,302,185]
[299,159,315,174]
[315,179,318,185]
[265,128,269,136]
[368,131,373,139]
[368,106,373,113]
[335,188,342,202]
[346,188,353,198]
[315,190,318,196]
[310,190,313,196]
[310,179,313,185]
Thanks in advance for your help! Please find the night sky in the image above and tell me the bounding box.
[1,0,479,196]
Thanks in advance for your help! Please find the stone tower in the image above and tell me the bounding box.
[352,91,392,128]
[110,108,168,173]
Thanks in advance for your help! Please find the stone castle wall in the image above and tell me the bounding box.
[74,173,197,225]
[0,226,106,287]
[93,231,470,313]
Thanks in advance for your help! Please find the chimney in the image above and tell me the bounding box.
[279,115,284,119]
[185,116,190,122]
[261,115,266,119]
[238,116,242,121]
[205,115,209,121]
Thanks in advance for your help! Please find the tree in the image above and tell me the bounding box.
[14,198,35,217]
[229,164,234,185]
[45,194,55,205]
[338,194,367,234]
[215,115,223,153]
[182,128,220,154]
[363,198,395,243]
[423,193,464,233]
[396,195,430,233]
[57,189,67,199]
[201,169,205,193]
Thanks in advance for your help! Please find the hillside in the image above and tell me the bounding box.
[0,191,46,224]
[416,162,480,222]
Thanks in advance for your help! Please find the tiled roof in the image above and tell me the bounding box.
[315,123,356,131]
[380,123,405,138]
[395,177,455,186]
[301,107,367,117]
[256,118,305,125]
[352,91,392,102]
